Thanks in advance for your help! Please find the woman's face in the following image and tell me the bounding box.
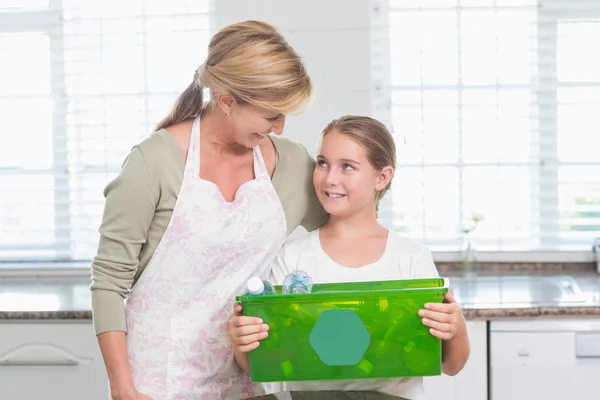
[228,103,286,148]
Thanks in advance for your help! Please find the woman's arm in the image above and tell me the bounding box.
[91,145,160,333]
[91,145,160,397]
[98,331,136,398]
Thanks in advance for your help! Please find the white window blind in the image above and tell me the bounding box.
[0,0,211,262]
[374,0,600,252]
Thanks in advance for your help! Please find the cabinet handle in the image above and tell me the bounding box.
[575,333,600,358]
[0,359,79,366]
[518,348,530,357]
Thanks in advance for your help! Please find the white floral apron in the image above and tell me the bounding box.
[124,115,286,399]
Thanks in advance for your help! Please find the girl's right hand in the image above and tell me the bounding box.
[228,302,270,353]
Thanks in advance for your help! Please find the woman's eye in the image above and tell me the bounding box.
[317,160,328,167]
[343,164,355,171]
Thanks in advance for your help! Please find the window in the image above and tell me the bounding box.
[376,0,600,253]
[0,0,211,262]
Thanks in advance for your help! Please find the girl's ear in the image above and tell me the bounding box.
[375,166,394,192]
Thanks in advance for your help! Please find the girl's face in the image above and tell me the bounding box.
[313,129,392,218]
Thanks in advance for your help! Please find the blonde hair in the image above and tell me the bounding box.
[156,21,313,131]
[321,115,397,213]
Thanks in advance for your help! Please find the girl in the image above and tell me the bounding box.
[229,115,470,400]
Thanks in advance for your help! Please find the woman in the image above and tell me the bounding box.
[90,20,327,400]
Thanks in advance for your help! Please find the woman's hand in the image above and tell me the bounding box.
[228,303,269,353]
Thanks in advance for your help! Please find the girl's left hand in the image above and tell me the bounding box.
[418,288,465,341]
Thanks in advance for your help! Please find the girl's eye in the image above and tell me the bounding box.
[317,160,328,167]
[266,115,281,122]
[343,164,355,171]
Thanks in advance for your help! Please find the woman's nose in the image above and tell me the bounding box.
[270,116,286,136]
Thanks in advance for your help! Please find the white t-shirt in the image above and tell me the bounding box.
[267,229,440,400]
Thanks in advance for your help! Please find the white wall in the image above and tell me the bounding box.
[213,0,374,156]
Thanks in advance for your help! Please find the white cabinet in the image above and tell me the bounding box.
[490,318,600,400]
[0,322,108,400]
[424,320,488,400]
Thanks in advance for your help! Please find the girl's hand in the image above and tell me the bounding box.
[228,302,269,353]
[418,288,466,341]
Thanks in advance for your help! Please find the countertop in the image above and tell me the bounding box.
[447,272,600,318]
[0,272,599,320]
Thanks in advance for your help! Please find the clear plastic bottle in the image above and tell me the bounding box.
[282,270,313,295]
[245,277,276,296]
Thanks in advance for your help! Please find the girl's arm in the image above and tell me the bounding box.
[409,247,470,375]
[229,246,290,373]
[419,289,470,376]
[228,303,269,374]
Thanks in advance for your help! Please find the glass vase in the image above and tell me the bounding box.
[460,233,476,278]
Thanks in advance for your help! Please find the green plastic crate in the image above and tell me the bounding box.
[236,278,449,382]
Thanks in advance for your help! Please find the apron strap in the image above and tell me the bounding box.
[252,145,271,181]
[184,115,202,178]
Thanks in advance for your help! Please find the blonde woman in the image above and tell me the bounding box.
[91,21,327,400]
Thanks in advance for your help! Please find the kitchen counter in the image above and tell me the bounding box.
[0,276,91,320]
[0,273,599,320]
[448,273,600,318]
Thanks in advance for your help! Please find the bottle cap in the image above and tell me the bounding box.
[246,277,264,295]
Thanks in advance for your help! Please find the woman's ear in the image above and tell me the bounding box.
[216,93,236,116]
[375,166,394,192]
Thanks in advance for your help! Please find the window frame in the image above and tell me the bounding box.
[1,1,598,272]
[0,1,71,262]
[374,0,600,262]
[0,0,216,271]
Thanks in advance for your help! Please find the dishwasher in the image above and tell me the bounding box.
[489,276,600,400]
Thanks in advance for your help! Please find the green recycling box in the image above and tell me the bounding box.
[236,278,449,382]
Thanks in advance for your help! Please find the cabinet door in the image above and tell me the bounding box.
[491,330,600,400]
[0,323,108,400]
[424,320,488,400]
[424,373,456,400]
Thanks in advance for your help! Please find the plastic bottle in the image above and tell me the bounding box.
[245,277,276,296]
[282,270,313,295]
